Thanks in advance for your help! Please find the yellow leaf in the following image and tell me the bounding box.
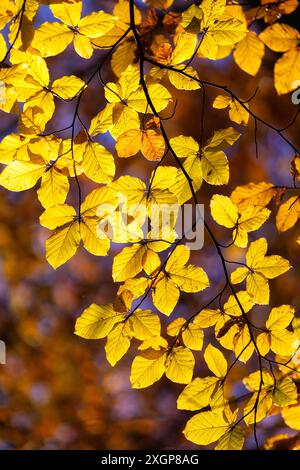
[116,129,142,158]
[116,277,149,312]
[82,141,115,184]
[201,150,229,185]
[108,208,143,245]
[129,309,161,340]
[19,106,48,135]
[232,324,254,363]
[195,308,223,328]
[89,104,113,136]
[41,187,117,268]
[210,384,227,416]
[168,66,200,91]
[215,426,245,450]
[210,194,238,228]
[37,168,69,208]
[177,377,219,410]
[230,267,248,284]
[142,248,160,276]
[213,95,249,125]
[0,160,45,191]
[204,344,227,378]
[215,318,238,351]
[243,369,274,391]
[206,127,240,151]
[274,48,300,95]
[0,2,17,30]
[32,22,73,57]
[111,104,141,139]
[93,20,130,48]
[170,264,209,293]
[74,33,94,59]
[282,404,300,430]
[24,90,55,125]
[228,99,249,125]
[274,377,297,407]
[141,130,165,162]
[276,196,300,231]
[266,305,295,330]
[10,49,50,89]
[234,206,270,248]
[183,411,229,445]
[129,83,171,114]
[5,73,38,103]
[0,134,30,164]
[50,1,82,27]
[257,332,270,356]
[200,18,247,60]
[165,346,195,384]
[152,275,180,316]
[112,244,147,282]
[130,351,167,388]
[200,0,226,28]
[0,84,18,114]
[231,181,276,212]
[173,154,202,204]
[45,220,80,268]
[51,75,85,99]
[81,186,119,217]
[32,7,116,58]
[182,323,204,350]
[39,204,76,229]
[105,322,132,366]
[110,175,145,207]
[246,271,270,305]
[77,11,116,38]
[244,390,273,425]
[260,23,300,52]
[147,166,178,209]
[234,31,264,76]
[115,64,140,100]
[171,32,197,64]
[81,218,110,256]
[111,38,137,77]
[231,238,290,304]
[167,135,202,201]
[182,4,202,33]
[245,235,269,265]
[75,304,125,339]
[167,318,186,337]
[152,246,209,315]
[270,329,298,356]
[169,135,199,158]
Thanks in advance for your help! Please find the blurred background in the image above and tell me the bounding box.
[0,0,300,450]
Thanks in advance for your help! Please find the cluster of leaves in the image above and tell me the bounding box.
[0,0,300,450]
